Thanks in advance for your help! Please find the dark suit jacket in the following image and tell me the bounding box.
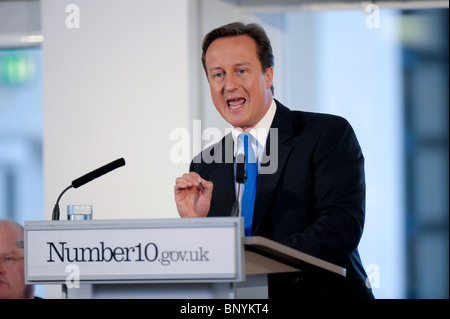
[190,100,374,299]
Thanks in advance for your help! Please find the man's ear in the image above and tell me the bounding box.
[265,67,273,89]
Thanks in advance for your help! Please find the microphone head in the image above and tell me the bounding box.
[71,158,126,188]
[236,154,246,184]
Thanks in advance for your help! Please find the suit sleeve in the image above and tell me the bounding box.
[280,116,366,264]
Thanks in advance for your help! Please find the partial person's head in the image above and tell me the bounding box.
[0,220,34,299]
[202,22,274,131]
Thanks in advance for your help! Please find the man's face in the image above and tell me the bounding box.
[205,35,273,131]
[0,226,27,299]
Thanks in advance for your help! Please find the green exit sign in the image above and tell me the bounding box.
[0,54,35,85]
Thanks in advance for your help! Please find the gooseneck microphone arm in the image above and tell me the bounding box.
[51,158,126,221]
[51,185,73,221]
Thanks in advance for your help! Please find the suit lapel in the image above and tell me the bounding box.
[207,133,235,216]
[252,100,295,234]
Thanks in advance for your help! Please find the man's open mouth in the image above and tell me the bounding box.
[227,98,246,109]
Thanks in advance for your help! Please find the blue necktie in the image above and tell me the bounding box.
[239,133,258,236]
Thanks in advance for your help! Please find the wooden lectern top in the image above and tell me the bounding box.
[243,236,346,277]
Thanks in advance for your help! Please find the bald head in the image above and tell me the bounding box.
[0,220,23,238]
[0,219,34,299]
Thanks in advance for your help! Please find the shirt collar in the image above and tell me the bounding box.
[231,99,277,157]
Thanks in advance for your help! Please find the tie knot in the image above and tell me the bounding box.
[238,133,256,164]
[238,133,251,145]
[238,133,254,153]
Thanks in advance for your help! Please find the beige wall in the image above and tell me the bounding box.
[42,0,195,221]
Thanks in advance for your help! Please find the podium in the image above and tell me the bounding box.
[23,218,345,299]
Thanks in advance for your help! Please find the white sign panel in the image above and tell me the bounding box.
[24,218,243,284]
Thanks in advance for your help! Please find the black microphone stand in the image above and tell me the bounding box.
[50,157,125,221]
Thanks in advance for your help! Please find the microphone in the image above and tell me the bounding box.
[51,158,126,220]
[231,154,246,217]
[71,158,125,188]
[236,154,246,184]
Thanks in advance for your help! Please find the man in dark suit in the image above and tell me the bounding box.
[174,22,374,299]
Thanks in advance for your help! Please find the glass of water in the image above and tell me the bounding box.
[67,205,93,220]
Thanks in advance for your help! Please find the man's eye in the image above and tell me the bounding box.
[213,73,223,79]
[238,69,247,75]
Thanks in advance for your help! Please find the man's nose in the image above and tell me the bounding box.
[224,73,239,91]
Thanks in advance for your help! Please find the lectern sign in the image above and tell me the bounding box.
[24,218,243,284]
